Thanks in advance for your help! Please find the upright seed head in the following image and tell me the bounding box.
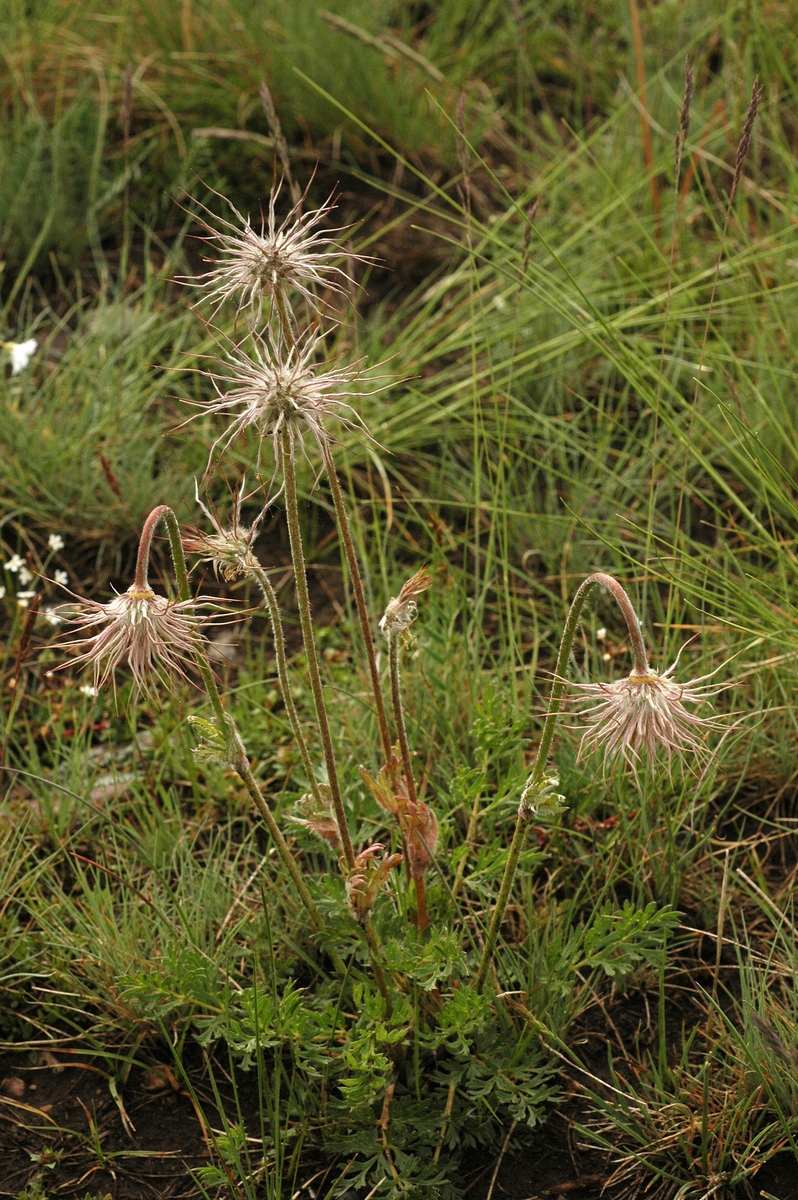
[379,567,432,639]
[183,184,353,321]
[182,479,269,581]
[193,328,373,470]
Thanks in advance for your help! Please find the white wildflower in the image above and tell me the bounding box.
[48,534,65,552]
[3,338,38,375]
[5,554,24,573]
[54,570,69,587]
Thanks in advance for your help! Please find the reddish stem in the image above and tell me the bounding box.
[134,505,170,590]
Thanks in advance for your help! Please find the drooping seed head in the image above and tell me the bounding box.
[61,584,210,697]
[573,659,726,771]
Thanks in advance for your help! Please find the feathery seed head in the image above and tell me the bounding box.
[183,479,268,581]
[573,660,725,771]
[198,329,370,468]
[62,584,208,696]
[379,567,432,639]
[185,185,352,320]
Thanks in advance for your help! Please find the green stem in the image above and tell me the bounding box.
[363,916,392,1017]
[388,634,418,807]
[280,429,355,869]
[143,505,228,729]
[249,559,323,808]
[388,632,429,929]
[322,443,392,762]
[474,571,647,992]
[144,506,334,950]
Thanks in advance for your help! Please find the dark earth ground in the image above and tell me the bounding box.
[3,974,798,1200]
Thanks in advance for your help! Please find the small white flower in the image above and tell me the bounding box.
[43,607,63,626]
[17,590,37,608]
[18,566,34,586]
[5,554,24,573]
[596,627,607,641]
[48,534,65,552]
[6,338,38,375]
[54,570,69,587]
[79,684,99,698]
[0,586,6,599]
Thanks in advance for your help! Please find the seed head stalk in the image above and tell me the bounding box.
[388,630,428,930]
[474,572,644,992]
[280,427,355,869]
[322,441,392,762]
[273,279,392,764]
[142,505,334,949]
[248,559,325,808]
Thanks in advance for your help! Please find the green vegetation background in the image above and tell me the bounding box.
[2,1,798,1197]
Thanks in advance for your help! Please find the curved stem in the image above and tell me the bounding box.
[322,444,392,762]
[134,505,169,591]
[474,572,647,991]
[281,428,355,869]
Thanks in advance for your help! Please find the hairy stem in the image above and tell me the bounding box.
[388,632,429,928]
[148,505,333,947]
[249,559,323,807]
[322,444,392,761]
[280,428,355,869]
[474,572,647,991]
[388,634,418,807]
